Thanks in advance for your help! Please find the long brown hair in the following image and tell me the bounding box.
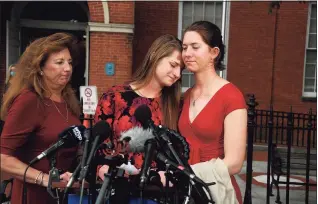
[131,34,183,130]
[1,33,81,120]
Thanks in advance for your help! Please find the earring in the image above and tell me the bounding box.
[40,71,43,75]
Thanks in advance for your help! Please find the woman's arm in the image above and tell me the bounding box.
[223,108,247,175]
[1,154,49,187]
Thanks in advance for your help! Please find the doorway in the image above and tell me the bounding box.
[8,1,90,99]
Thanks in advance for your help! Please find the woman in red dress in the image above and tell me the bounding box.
[178,21,247,203]
[0,33,81,204]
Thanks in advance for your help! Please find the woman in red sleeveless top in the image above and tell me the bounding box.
[178,21,247,204]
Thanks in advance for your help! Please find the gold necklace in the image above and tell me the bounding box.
[192,89,203,107]
[51,99,69,122]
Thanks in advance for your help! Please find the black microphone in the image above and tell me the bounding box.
[133,105,153,130]
[139,138,157,189]
[156,152,207,185]
[78,120,111,181]
[63,129,90,197]
[29,125,86,165]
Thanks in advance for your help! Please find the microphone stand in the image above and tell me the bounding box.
[164,164,170,204]
[47,154,61,202]
[157,128,192,204]
[95,165,117,204]
[78,128,91,204]
[157,127,185,166]
[157,153,215,204]
[95,155,128,204]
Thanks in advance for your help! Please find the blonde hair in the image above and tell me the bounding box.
[1,33,81,120]
[131,34,184,130]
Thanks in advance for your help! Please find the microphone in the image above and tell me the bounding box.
[63,129,90,197]
[156,152,206,185]
[120,126,158,188]
[120,126,155,153]
[29,125,86,165]
[139,138,157,189]
[133,105,153,130]
[134,105,186,166]
[78,120,111,181]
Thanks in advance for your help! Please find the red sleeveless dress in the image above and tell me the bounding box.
[178,83,246,204]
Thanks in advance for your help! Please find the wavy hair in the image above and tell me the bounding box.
[1,33,81,120]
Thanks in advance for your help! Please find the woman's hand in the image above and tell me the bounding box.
[98,165,109,181]
[158,171,173,187]
[60,171,72,182]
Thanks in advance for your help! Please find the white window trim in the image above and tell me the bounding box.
[178,1,231,93]
[302,2,317,98]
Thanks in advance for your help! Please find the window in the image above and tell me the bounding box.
[303,3,317,98]
[178,1,229,92]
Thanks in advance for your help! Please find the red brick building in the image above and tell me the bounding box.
[0,1,316,113]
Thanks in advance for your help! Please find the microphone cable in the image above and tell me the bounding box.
[22,163,32,204]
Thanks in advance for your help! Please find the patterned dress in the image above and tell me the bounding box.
[94,84,163,170]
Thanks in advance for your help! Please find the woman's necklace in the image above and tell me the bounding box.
[51,99,69,122]
[192,89,203,107]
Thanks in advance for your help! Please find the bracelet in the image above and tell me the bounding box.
[34,171,43,184]
[39,172,45,185]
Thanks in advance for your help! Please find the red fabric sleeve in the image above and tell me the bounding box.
[94,90,115,174]
[224,85,247,116]
[0,90,44,156]
[94,91,115,128]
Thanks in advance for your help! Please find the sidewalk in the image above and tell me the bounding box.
[236,160,317,204]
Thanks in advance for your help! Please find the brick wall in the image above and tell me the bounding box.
[133,2,179,72]
[108,2,134,24]
[88,2,134,97]
[89,33,133,96]
[272,2,314,113]
[87,2,104,22]
[228,2,316,113]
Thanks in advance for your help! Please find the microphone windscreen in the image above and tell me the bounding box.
[120,126,154,153]
[93,120,111,142]
[59,125,86,148]
[134,105,152,125]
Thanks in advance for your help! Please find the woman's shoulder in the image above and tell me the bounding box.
[10,89,45,112]
[219,81,244,99]
[16,89,40,102]
[220,82,246,109]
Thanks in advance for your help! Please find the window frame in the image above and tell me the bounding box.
[302,2,317,98]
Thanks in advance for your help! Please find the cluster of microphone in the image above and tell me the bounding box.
[120,105,205,190]
[25,104,214,204]
[26,119,112,200]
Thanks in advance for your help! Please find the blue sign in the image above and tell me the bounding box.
[105,62,115,76]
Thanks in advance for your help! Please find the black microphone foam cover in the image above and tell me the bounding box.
[134,105,152,125]
[58,125,86,148]
[93,120,111,142]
